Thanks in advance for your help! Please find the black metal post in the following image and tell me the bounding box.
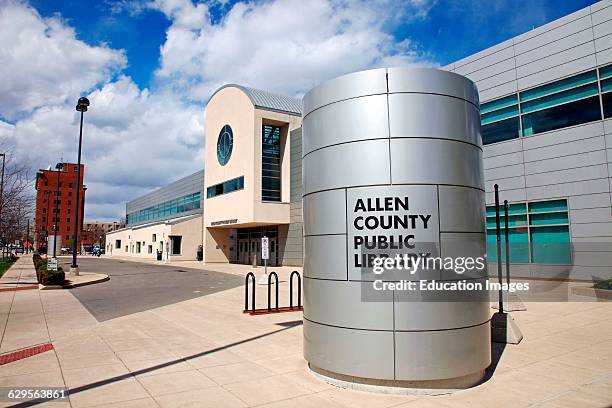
[53,163,62,257]
[71,97,89,273]
[26,219,29,254]
[494,184,504,313]
[504,200,511,287]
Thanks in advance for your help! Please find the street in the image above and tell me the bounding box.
[57,257,244,321]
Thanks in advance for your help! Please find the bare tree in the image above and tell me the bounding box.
[0,141,35,247]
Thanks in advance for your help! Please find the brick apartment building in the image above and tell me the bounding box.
[34,163,85,253]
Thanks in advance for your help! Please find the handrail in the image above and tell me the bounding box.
[289,271,301,309]
[244,272,255,312]
[267,271,279,311]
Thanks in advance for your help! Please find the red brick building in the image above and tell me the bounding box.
[34,163,86,253]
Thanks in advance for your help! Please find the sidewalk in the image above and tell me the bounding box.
[0,256,609,407]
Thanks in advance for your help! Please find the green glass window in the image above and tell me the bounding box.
[603,91,612,119]
[599,64,612,80]
[528,199,567,213]
[482,117,520,145]
[481,105,520,125]
[530,226,571,264]
[486,199,570,264]
[522,96,601,136]
[480,94,518,114]
[127,191,203,225]
[519,70,597,102]
[520,83,599,114]
[206,176,244,198]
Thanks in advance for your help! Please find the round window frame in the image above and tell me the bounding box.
[217,124,233,166]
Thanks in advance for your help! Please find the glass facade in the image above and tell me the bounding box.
[486,199,571,264]
[262,124,282,202]
[126,192,201,225]
[206,176,244,198]
[480,65,612,145]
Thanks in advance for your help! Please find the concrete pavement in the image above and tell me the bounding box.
[0,256,609,407]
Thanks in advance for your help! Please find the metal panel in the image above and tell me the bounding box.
[474,70,516,93]
[303,68,387,116]
[303,235,347,280]
[390,139,483,189]
[484,152,524,170]
[439,233,488,280]
[517,55,597,90]
[524,150,607,174]
[526,178,610,200]
[596,46,612,65]
[302,139,391,195]
[454,46,515,77]
[302,94,388,155]
[483,139,523,158]
[523,136,606,162]
[569,192,612,209]
[303,279,393,330]
[394,323,490,381]
[571,222,612,237]
[453,40,513,70]
[516,42,595,78]
[514,16,593,55]
[387,67,479,106]
[485,188,527,204]
[484,164,525,180]
[525,164,608,187]
[388,93,481,146]
[522,122,604,150]
[515,29,594,66]
[593,20,612,39]
[513,7,590,43]
[570,207,612,224]
[438,186,485,233]
[595,33,612,52]
[303,189,347,236]
[485,176,525,192]
[480,81,518,102]
[465,58,515,83]
[303,319,395,380]
[592,3,612,25]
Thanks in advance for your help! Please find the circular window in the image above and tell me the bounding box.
[217,125,233,166]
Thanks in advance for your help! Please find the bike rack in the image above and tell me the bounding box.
[244,272,255,313]
[290,271,302,309]
[242,270,304,315]
[267,272,279,311]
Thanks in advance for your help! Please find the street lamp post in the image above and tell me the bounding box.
[52,162,63,258]
[70,97,89,276]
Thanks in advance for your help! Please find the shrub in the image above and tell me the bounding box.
[594,279,612,290]
[41,266,65,286]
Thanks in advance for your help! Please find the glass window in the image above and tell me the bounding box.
[262,124,282,202]
[522,96,601,136]
[603,91,612,119]
[206,176,244,198]
[520,83,599,114]
[480,94,518,114]
[519,70,597,102]
[486,199,570,264]
[482,117,520,144]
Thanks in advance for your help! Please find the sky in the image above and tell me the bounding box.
[0,0,598,222]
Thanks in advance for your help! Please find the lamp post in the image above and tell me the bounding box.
[52,162,63,258]
[70,97,89,276]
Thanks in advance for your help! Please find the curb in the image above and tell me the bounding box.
[571,286,612,300]
[39,274,110,290]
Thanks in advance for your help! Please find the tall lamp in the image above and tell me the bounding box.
[70,97,89,276]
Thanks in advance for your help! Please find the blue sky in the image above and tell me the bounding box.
[28,0,597,90]
[0,0,600,221]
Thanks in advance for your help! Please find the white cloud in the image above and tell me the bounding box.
[0,0,435,221]
[0,0,127,120]
[153,0,436,100]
